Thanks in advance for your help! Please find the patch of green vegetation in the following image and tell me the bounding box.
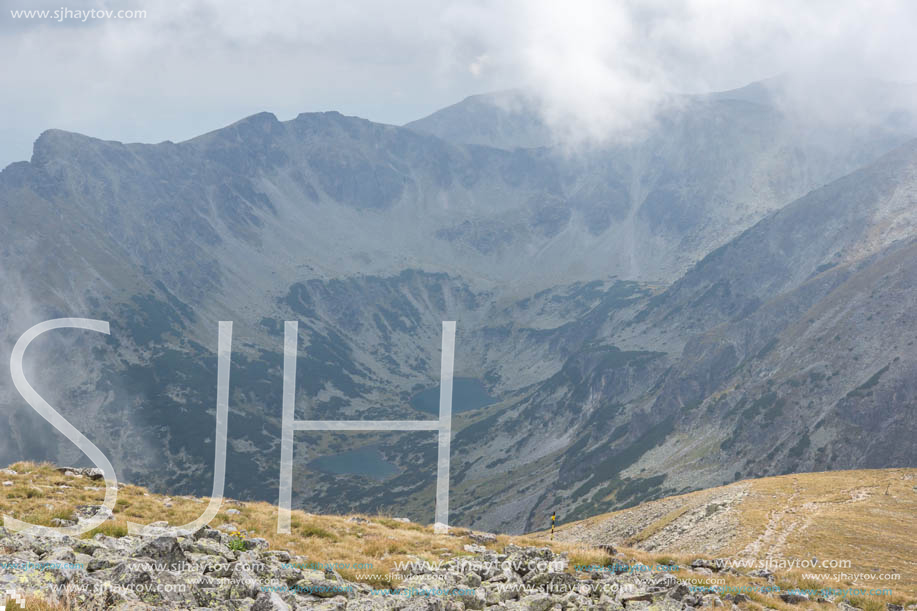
[762,399,785,423]
[846,364,890,399]
[81,522,129,539]
[455,409,505,446]
[608,422,629,442]
[705,503,724,516]
[51,508,74,521]
[595,419,674,479]
[788,432,810,458]
[585,403,625,428]
[741,391,785,422]
[617,474,666,501]
[372,517,423,532]
[720,433,738,451]
[765,441,785,462]
[227,531,247,551]
[569,418,675,499]
[565,472,669,524]
[121,292,189,345]
[5,485,46,499]
[755,338,778,359]
[298,524,339,540]
[542,345,665,410]
[845,596,886,611]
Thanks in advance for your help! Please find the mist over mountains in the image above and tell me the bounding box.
[1,77,915,533]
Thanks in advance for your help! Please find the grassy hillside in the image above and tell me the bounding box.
[547,468,917,600]
[1,463,915,610]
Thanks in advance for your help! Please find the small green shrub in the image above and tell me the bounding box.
[227,531,246,551]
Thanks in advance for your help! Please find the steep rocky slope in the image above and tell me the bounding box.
[1,80,916,534]
[459,141,917,532]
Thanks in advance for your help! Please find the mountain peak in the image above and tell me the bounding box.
[231,110,280,126]
[30,128,106,166]
[406,88,552,150]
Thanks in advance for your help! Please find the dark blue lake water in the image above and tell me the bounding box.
[309,445,399,481]
[410,377,497,415]
[309,379,496,480]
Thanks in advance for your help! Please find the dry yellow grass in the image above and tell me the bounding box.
[0,462,608,587]
[2,463,915,610]
[545,468,917,601]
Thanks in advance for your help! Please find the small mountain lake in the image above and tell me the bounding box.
[309,379,496,480]
[410,377,497,415]
[309,445,399,481]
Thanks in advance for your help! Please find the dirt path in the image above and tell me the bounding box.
[738,479,802,561]
[738,481,874,562]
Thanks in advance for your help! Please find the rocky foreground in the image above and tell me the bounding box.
[1,515,914,611]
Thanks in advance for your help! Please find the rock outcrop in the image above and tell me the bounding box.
[1,522,905,610]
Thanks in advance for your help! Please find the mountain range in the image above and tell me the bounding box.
[1,77,915,534]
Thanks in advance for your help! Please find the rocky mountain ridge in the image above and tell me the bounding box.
[1,79,916,534]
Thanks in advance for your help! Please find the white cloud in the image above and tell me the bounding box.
[439,0,917,144]
[1,0,916,164]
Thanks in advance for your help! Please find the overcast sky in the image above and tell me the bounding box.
[2,0,917,168]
